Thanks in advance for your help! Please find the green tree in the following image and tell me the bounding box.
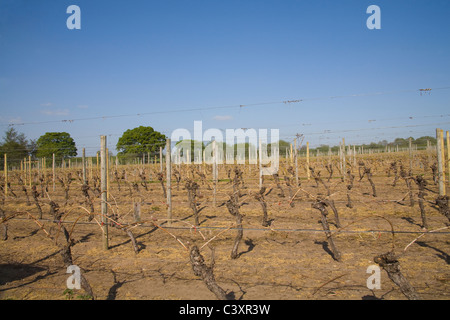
[36,132,77,161]
[0,128,33,165]
[116,126,166,157]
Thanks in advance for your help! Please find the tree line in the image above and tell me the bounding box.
[0,125,438,167]
[310,136,437,154]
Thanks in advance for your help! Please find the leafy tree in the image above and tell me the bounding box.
[0,128,33,165]
[36,132,77,161]
[116,126,166,157]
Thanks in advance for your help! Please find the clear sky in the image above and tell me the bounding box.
[1,0,449,155]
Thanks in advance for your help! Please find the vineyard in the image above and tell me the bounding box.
[0,148,449,300]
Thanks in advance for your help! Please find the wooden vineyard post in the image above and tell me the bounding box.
[327,147,331,168]
[52,153,55,192]
[187,146,191,166]
[212,140,217,207]
[436,129,446,196]
[4,154,7,198]
[306,142,310,181]
[100,135,109,250]
[409,137,413,171]
[28,155,31,189]
[339,143,343,178]
[23,158,26,186]
[202,149,206,174]
[90,157,93,181]
[160,146,163,172]
[82,148,86,185]
[447,130,450,185]
[426,139,432,172]
[25,157,28,185]
[166,139,172,226]
[106,148,110,200]
[342,138,346,182]
[290,143,293,165]
[259,138,264,189]
[294,138,298,186]
[440,130,446,184]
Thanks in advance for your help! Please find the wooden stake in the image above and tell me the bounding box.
[342,138,346,182]
[294,139,299,186]
[89,157,93,180]
[4,154,7,197]
[440,130,446,183]
[106,148,109,200]
[290,143,293,164]
[100,135,109,250]
[409,137,413,171]
[52,153,55,192]
[160,146,163,172]
[447,130,450,185]
[29,155,31,188]
[306,142,310,180]
[166,139,172,226]
[212,140,217,207]
[436,129,446,196]
[259,138,263,189]
[82,148,86,185]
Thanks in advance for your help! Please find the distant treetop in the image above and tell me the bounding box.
[116,126,166,157]
[36,132,77,161]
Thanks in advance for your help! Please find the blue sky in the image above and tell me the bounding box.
[0,0,449,155]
